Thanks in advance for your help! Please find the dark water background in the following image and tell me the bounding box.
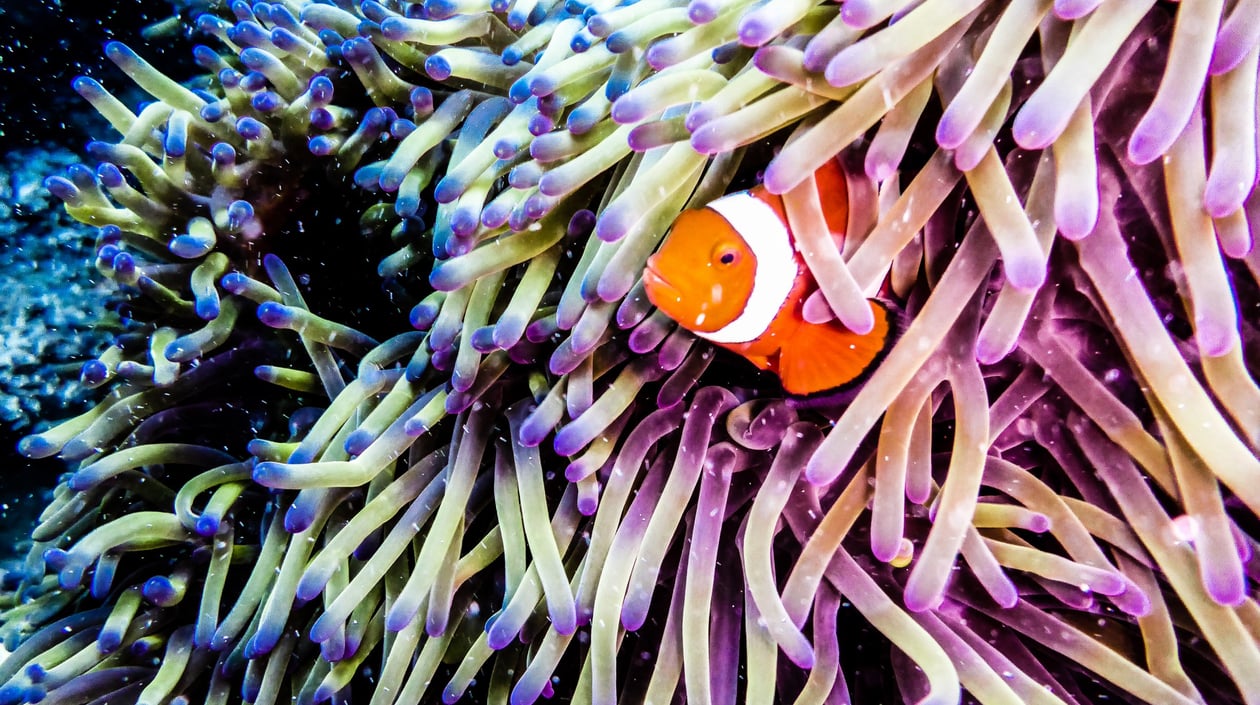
[0,0,198,554]
[0,0,198,150]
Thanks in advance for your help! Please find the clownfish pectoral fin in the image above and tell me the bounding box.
[776,300,899,397]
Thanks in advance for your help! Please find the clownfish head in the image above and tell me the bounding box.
[643,205,758,334]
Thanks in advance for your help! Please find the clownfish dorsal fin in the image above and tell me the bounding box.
[751,157,849,253]
[776,299,898,396]
[811,156,850,239]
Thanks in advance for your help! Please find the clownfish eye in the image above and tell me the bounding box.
[715,246,739,266]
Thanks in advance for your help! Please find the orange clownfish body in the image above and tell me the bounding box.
[642,159,897,397]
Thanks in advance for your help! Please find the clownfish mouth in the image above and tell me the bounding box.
[642,259,682,308]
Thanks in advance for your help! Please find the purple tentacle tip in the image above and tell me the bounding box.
[593,207,634,243]
[610,96,648,125]
[252,91,283,113]
[284,503,318,534]
[194,515,221,537]
[688,0,719,23]
[96,163,126,188]
[1003,257,1047,292]
[170,235,210,259]
[142,576,180,606]
[71,75,102,97]
[256,301,293,327]
[235,116,266,140]
[470,326,499,353]
[567,209,597,238]
[384,602,419,633]
[1053,0,1103,20]
[378,17,408,41]
[17,435,57,459]
[43,176,79,203]
[1011,102,1061,151]
[528,113,555,136]
[340,37,374,65]
[410,302,441,331]
[309,106,337,131]
[220,272,247,294]
[42,548,69,573]
[295,569,328,604]
[688,122,729,156]
[252,461,289,488]
[517,415,556,451]
[58,562,86,591]
[523,193,553,220]
[737,16,776,47]
[96,244,121,266]
[247,626,281,658]
[344,429,375,457]
[103,41,136,64]
[528,74,557,98]
[391,118,417,139]
[431,346,456,371]
[433,177,464,204]
[552,424,589,458]
[425,55,453,81]
[196,298,221,321]
[428,265,462,293]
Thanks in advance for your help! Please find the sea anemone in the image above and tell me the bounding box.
[4,1,1259,704]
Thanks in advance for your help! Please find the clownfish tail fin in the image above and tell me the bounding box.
[777,299,900,398]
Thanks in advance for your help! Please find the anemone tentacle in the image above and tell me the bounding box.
[5,2,1260,705]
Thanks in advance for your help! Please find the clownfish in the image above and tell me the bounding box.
[642,159,898,397]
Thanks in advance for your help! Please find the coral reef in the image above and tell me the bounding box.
[0,148,119,434]
[0,147,125,548]
[4,1,1260,704]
